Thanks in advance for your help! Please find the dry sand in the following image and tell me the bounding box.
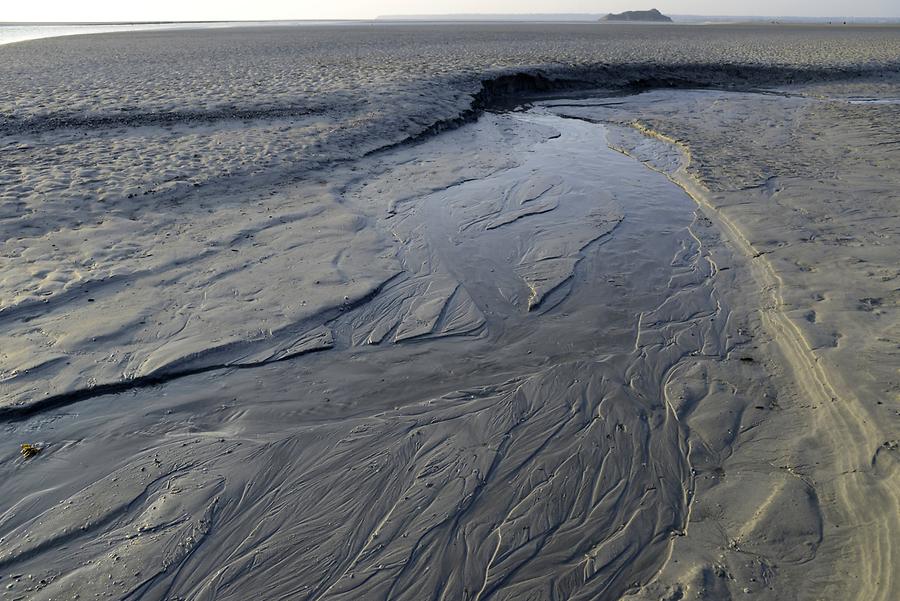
[0,23,898,601]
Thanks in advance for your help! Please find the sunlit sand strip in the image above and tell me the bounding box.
[625,120,899,601]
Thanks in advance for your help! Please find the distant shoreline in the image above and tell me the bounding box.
[375,14,900,24]
[4,15,900,26]
[0,21,363,46]
[0,20,358,26]
[4,18,899,48]
[0,13,900,27]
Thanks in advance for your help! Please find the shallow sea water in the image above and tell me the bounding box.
[0,21,350,46]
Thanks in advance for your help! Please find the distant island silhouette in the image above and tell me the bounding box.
[600,9,673,22]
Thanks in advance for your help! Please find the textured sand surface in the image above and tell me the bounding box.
[3,23,899,414]
[1,23,898,601]
[542,87,900,600]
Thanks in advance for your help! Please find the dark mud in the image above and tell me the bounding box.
[0,112,774,600]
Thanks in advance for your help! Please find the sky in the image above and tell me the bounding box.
[2,1,898,22]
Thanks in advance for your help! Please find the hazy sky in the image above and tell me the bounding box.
[3,1,898,22]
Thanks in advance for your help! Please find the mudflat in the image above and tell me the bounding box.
[0,23,898,601]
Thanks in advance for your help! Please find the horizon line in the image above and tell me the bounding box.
[3,13,900,26]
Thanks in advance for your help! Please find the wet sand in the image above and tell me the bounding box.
[1,23,899,601]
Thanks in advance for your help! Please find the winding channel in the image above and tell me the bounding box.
[1,107,762,600]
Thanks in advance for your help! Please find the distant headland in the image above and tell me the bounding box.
[600,9,673,22]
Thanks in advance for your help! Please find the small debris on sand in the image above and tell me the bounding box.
[20,444,42,459]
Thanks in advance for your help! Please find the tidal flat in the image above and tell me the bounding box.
[0,23,898,601]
